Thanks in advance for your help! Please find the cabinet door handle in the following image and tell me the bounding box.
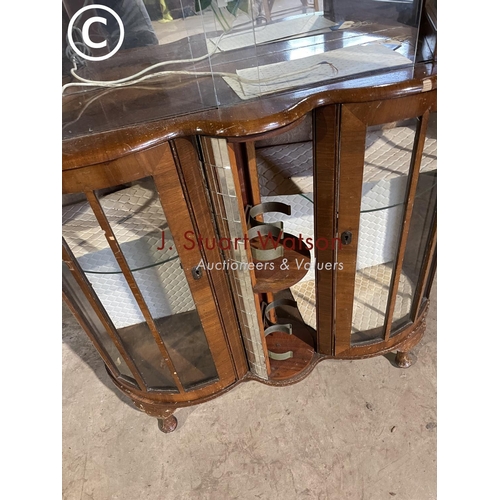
[191,265,203,280]
[341,231,352,245]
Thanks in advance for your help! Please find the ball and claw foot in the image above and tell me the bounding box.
[158,415,178,433]
[395,350,416,369]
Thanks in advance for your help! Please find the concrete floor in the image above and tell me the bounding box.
[62,280,436,500]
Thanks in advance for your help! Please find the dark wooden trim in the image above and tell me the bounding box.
[227,115,308,144]
[150,164,239,388]
[411,218,437,322]
[424,252,437,301]
[313,104,340,355]
[245,141,261,208]
[166,137,247,381]
[62,68,436,170]
[383,110,430,341]
[62,141,174,192]
[334,105,367,355]
[341,91,437,128]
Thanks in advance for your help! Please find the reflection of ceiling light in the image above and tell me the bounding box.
[288,36,325,61]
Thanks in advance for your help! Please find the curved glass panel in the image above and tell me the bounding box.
[391,112,437,333]
[95,177,219,391]
[351,119,419,343]
[62,260,136,384]
[63,193,178,391]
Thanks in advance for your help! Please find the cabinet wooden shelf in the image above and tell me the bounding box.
[252,234,311,293]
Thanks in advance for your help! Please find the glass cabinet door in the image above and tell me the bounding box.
[333,93,436,355]
[63,165,237,396]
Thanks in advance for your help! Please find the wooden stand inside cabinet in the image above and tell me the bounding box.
[63,70,437,433]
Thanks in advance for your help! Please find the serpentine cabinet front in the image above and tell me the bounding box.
[63,88,437,432]
[194,89,436,373]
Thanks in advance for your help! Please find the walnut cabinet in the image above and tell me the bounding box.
[63,76,437,433]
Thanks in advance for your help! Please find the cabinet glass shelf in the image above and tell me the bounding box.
[62,180,180,275]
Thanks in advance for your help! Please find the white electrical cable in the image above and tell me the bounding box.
[62,33,225,93]
[62,26,340,96]
[62,61,338,94]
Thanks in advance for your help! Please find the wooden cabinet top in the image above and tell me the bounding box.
[62,30,436,170]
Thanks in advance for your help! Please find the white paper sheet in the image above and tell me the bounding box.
[223,44,413,100]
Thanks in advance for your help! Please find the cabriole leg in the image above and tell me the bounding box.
[157,412,178,433]
[395,350,416,368]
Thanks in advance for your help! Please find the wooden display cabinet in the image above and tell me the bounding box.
[62,2,436,433]
[63,79,436,433]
